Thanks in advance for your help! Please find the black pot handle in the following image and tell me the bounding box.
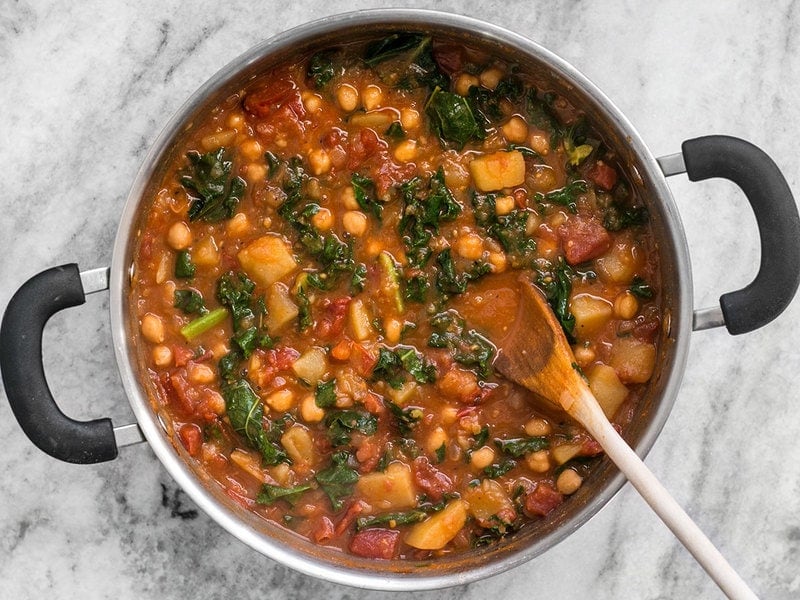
[679,135,800,335]
[0,264,118,463]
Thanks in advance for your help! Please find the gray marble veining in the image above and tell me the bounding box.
[2,1,800,598]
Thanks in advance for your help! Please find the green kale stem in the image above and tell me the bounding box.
[180,307,229,340]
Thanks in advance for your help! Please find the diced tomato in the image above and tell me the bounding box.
[350,343,378,378]
[335,500,367,536]
[356,433,387,473]
[172,345,195,368]
[244,75,306,121]
[373,157,417,197]
[311,515,335,544]
[587,160,618,191]
[436,367,481,404]
[314,297,351,340]
[330,339,352,362]
[432,44,464,75]
[178,423,203,456]
[273,346,301,370]
[524,482,564,517]
[412,456,454,502]
[168,371,200,415]
[361,392,385,416]
[559,215,612,265]
[633,316,661,342]
[322,127,346,149]
[348,128,384,169]
[349,528,400,560]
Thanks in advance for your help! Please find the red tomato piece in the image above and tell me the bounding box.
[412,456,454,502]
[524,482,564,517]
[314,297,351,340]
[350,343,378,378]
[587,160,618,191]
[432,44,464,75]
[349,528,400,560]
[312,515,335,544]
[559,215,612,265]
[178,423,203,456]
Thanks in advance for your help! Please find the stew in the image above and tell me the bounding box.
[131,33,661,560]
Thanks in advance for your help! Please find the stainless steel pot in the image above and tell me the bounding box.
[2,9,799,591]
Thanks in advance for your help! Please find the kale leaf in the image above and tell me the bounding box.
[175,251,196,279]
[315,379,337,408]
[372,345,437,389]
[629,276,654,299]
[484,459,516,478]
[256,483,312,506]
[326,410,378,447]
[426,87,483,148]
[535,180,588,214]
[435,248,491,296]
[182,149,246,222]
[315,451,359,511]
[173,289,206,315]
[428,310,495,379]
[356,509,429,530]
[221,378,289,466]
[351,173,382,221]
[536,259,576,340]
[363,33,448,91]
[307,50,336,89]
[495,437,549,458]
[384,400,424,436]
[472,192,538,269]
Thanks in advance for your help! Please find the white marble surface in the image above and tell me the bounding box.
[2,0,800,598]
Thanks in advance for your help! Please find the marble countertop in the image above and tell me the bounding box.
[2,1,800,598]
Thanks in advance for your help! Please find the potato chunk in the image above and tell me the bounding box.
[609,338,656,384]
[356,462,417,511]
[588,363,629,418]
[570,293,613,337]
[469,150,526,192]
[237,234,297,287]
[281,424,318,468]
[464,479,515,527]
[265,282,299,333]
[405,499,467,550]
[291,347,328,384]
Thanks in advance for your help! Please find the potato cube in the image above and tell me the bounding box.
[266,282,299,333]
[405,499,468,550]
[551,442,583,465]
[609,338,656,384]
[291,347,328,384]
[464,479,515,525]
[469,150,526,192]
[348,298,373,341]
[570,293,613,337]
[237,234,297,287]
[281,425,318,467]
[595,237,644,285]
[588,363,630,419]
[356,462,417,511]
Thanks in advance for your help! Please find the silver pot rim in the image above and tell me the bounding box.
[109,8,693,590]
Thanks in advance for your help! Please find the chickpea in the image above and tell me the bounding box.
[548,211,567,229]
[204,390,226,415]
[488,251,507,273]
[361,84,383,110]
[455,232,484,260]
[226,113,245,130]
[187,363,216,385]
[239,138,262,162]
[573,344,596,366]
[426,427,448,457]
[470,446,495,470]
[556,468,584,495]
[384,317,402,344]
[301,90,322,113]
[308,148,332,175]
[525,449,551,473]
[266,389,295,412]
[340,185,359,210]
[336,83,359,112]
[141,313,165,344]
[440,405,459,425]
[193,236,219,267]
[455,73,479,96]
[342,210,368,236]
[494,195,515,216]
[152,344,173,367]
[244,162,267,183]
[226,212,249,237]
[524,417,552,437]
[614,291,639,319]
[529,132,550,156]
[400,107,420,130]
[166,221,192,250]
[502,116,529,144]
[525,212,542,236]
[300,394,325,423]
[479,67,503,90]
[311,207,333,231]
[393,139,418,163]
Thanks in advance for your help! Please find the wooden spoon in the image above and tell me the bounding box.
[494,278,758,600]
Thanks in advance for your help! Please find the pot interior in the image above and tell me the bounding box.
[110,9,692,589]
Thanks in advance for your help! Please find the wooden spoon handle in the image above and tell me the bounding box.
[571,392,759,600]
